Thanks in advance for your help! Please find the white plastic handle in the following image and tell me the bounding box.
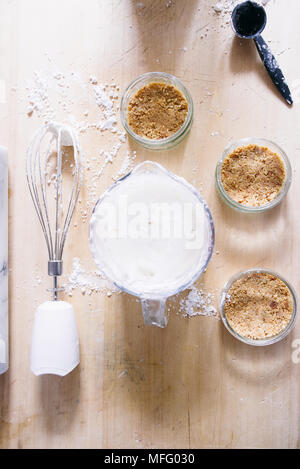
[30,301,80,376]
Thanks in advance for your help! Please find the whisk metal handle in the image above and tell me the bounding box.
[48,261,63,301]
[48,260,63,276]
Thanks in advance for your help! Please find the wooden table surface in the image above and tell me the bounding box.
[1,0,300,449]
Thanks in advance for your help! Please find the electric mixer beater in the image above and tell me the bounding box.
[26,123,82,376]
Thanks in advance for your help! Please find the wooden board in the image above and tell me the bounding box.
[0,0,300,449]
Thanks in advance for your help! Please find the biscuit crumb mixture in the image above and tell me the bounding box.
[224,272,293,340]
[128,82,188,140]
[221,144,286,207]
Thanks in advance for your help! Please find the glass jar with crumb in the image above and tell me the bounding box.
[216,138,292,213]
[120,72,193,150]
[220,269,297,346]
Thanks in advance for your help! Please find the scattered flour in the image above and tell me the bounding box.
[26,70,55,121]
[65,260,219,321]
[25,67,121,138]
[177,284,219,319]
[65,257,119,296]
[113,150,137,181]
[211,0,272,18]
[213,3,223,13]
[25,61,138,218]
[89,75,98,85]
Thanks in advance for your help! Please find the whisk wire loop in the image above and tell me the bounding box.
[26,123,82,300]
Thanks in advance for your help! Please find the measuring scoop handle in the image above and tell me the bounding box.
[254,35,293,105]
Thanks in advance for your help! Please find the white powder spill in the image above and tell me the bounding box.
[113,150,137,181]
[211,0,272,21]
[25,61,117,135]
[166,0,174,8]
[213,3,223,13]
[25,61,137,215]
[171,285,220,320]
[26,71,55,120]
[176,284,219,319]
[65,257,119,297]
[210,0,237,19]
[92,82,118,131]
[64,258,219,321]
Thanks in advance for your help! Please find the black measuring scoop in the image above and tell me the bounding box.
[231,1,293,105]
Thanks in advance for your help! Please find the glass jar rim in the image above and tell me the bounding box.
[219,268,298,346]
[215,137,292,213]
[120,72,193,150]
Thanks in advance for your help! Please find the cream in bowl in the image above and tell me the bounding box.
[90,161,214,327]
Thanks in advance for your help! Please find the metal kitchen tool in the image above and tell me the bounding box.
[231,1,293,105]
[26,123,82,376]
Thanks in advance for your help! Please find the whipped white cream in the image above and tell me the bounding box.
[90,163,214,297]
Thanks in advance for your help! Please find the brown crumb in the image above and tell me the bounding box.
[224,272,293,340]
[221,144,286,207]
[128,82,188,139]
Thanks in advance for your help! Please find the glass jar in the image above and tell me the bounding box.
[215,137,292,213]
[120,72,193,151]
[219,268,297,346]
